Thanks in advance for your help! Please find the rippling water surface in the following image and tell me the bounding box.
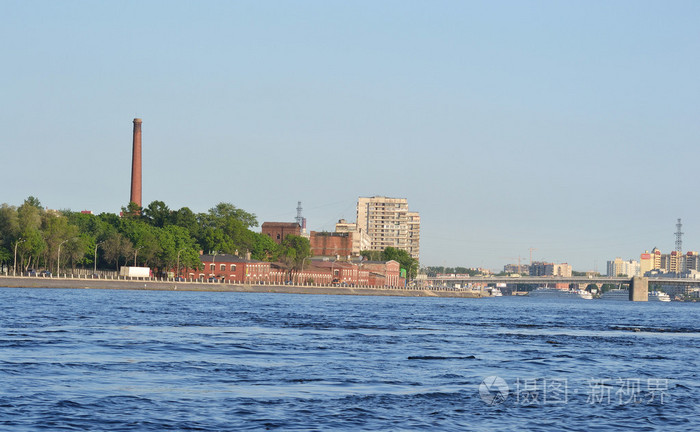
[0,287,698,431]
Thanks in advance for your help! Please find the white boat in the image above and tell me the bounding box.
[489,287,503,297]
[600,289,629,301]
[649,291,671,302]
[528,287,592,300]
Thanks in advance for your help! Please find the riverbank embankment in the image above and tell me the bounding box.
[0,276,485,298]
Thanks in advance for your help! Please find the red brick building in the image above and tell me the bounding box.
[179,254,403,288]
[188,254,271,283]
[361,260,402,287]
[309,231,354,258]
[262,222,301,244]
[269,259,401,287]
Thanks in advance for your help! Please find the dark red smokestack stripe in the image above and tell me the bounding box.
[130,118,142,207]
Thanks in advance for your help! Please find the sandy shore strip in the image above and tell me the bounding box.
[0,276,485,298]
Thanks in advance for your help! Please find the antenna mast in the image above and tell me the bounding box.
[296,201,303,227]
[675,218,683,253]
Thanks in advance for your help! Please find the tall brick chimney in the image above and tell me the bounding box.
[130,118,143,208]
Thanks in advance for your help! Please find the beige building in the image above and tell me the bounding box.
[661,251,683,273]
[407,211,421,260]
[356,196,420,261]
[607,257,640,277]
[640,251,653,276]
[334,219,370,257]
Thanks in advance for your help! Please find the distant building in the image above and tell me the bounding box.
[640,251,653,275]
[504,264,529,274]
[530,262,572,277]
[640,248,700,275]
[661,251,683,273]
[651,248,662,269]
[686,251,700,272]
[334,219,370,256]
[407,211,421,260]
[309,231,354,258]
[193,254,271,283]
[606,258,640,277]
[261,222,301,244]
[356,196,420,261]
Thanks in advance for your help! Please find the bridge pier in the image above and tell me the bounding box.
[629,277,648,301]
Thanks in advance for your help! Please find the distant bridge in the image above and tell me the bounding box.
[424,276,700,288]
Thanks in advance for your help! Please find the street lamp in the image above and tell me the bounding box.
[94,241,105,274]
[57,238,72,276]
[176,248,185,280]
[13,238,25,276]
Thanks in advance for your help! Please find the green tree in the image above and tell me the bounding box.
[208,202,258,228]
[121,201,143,219]
[360,250,383,261]
[41,213,78,272]
[279,235,311,278]
[120,219,161,267]
[102,232,134,270]
[142,200,172,228]
[381,247,419,279]
[250,232,279,261]
[16,199,46,270]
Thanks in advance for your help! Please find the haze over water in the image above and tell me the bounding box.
[0,287,698,431]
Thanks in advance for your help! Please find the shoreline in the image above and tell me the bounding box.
[0,276,485,298]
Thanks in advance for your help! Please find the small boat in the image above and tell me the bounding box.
[489,287,503,297]
[648,291,671,302]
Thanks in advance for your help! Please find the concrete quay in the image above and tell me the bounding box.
[0,276,486,298]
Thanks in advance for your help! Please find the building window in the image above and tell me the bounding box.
[220,264,226,271]
[231,264,236,271]
[209,264,215,271]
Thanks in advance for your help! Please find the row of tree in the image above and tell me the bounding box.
[0,197,311,276]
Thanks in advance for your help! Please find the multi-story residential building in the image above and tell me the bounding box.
[607,258,640,277]
[661,251,683,273]
[504,264,529,274]
[640,251,653,276]
[651,247,662,269]
[356,196,420,261]
[686,251,700,272]
[529,262,572,277]
[407,211,421,260]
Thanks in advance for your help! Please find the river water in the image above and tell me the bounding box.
[0,287,698,431]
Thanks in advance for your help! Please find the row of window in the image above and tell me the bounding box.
[209,264,237,271]
[206,263,271,272]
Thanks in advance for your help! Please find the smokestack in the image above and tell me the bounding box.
[130,118,142,207]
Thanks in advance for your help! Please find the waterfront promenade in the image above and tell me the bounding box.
[0,275,485,298]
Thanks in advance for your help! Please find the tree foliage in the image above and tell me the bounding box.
[362,247,419,279]
[279,235,311,276]
[0,198,277,275]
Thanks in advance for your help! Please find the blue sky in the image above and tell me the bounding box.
[2,1,699,271]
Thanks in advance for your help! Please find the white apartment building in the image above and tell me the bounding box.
[356,196,420,261]
[606,258,640,277]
